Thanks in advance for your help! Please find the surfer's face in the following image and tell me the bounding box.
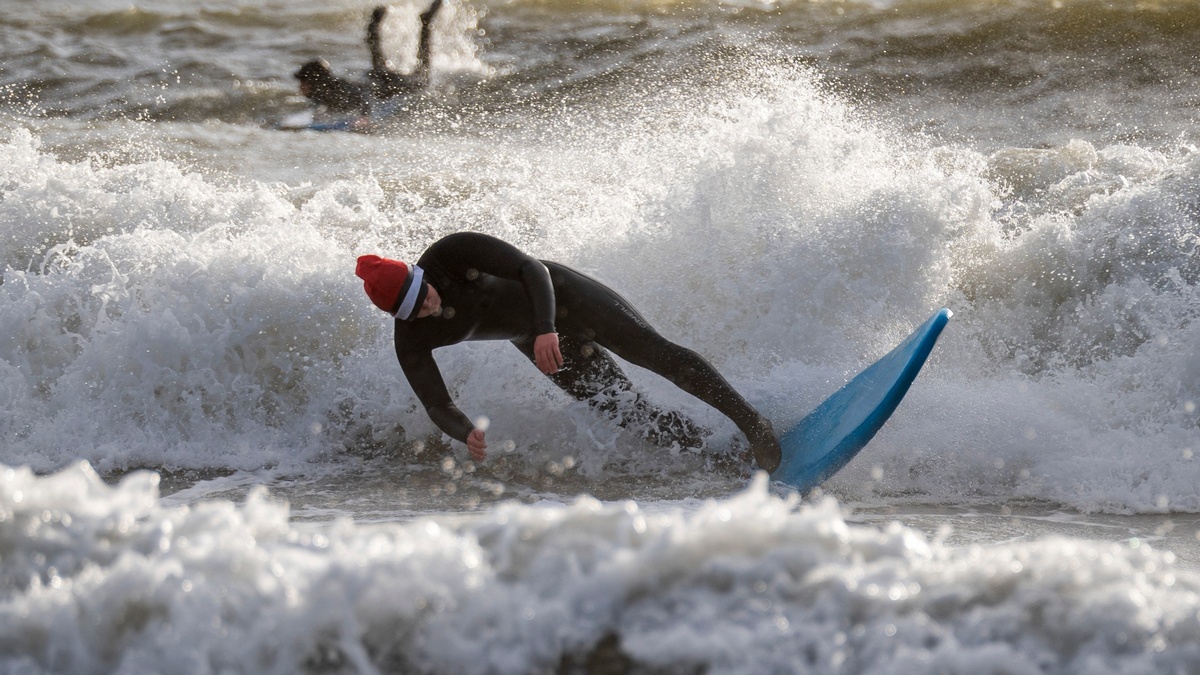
[416,283,442,318]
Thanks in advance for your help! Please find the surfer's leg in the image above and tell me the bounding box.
[366,6,409,99]
[547,263,780,471]
[367,6,390,74]
[613,335,778,470]
[414,0,443,87]
[510,335,706,449]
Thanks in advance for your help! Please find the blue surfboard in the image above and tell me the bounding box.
[275,98,407,133]
[772,308,952,492]
[276,110,359,132]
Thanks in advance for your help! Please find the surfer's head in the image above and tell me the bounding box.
[355,255,431,320]
[294,59,334,83]
[294,59,335,98]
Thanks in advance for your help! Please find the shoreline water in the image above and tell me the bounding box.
[144,461,1200,573]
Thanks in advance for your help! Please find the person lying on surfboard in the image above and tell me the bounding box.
[355,232,783,472]
[293,1,442,116]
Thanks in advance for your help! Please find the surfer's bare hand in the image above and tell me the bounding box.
[534,332,563,375]
[467,428,488,462]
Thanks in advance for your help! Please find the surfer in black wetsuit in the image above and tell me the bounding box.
[355,232,782,473]
[293,1,442,115]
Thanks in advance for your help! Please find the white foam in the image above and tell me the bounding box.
[2,463,1198,673]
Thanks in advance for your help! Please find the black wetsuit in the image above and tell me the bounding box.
[394,232,781,470]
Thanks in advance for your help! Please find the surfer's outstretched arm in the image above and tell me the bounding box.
[397,345,487,460]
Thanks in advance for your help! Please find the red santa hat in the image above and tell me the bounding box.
[355,254,428,320]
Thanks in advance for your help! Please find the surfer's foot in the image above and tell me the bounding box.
[745,416,781,473]
[421,0,443,23]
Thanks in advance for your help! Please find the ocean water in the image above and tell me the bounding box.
[2,0,1200,672]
